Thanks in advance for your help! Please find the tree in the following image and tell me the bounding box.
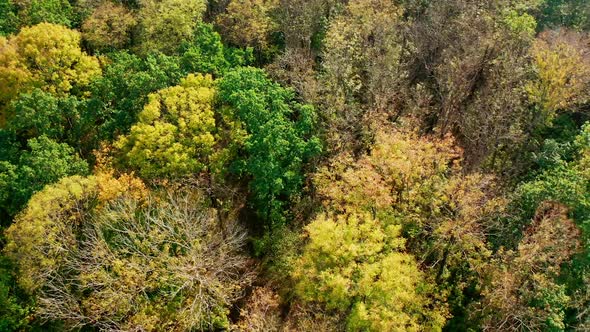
[526,29,590,126]
[0,0,17,36]
[538,0,590,31]
[88,51,184,139]
[0,136,89,219]
[405,0,539,170]
[476,202,581,331]
[319,0,407,152]
[294,213,446,331]
[0,256,31,332]
[216,0,279,50]
[313,128,508,328]
[507,122,590,330]
[14,0,74,27]
[136,0,207,54]
[5,89,93,153]
[0,23,100,113]
[218,67,321,226]
[116,73,217,180]
[4,178,253,330]
[275,0,340,51]
[81,1,137,52]
[180,23,253,77]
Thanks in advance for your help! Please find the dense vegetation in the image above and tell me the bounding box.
[0,0,589,331]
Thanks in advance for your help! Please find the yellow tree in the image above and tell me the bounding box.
[136,0,207,54]
[0,23,100,113]
[526,29,590,125]
[313,128,507,324]
[4,175,253,330]
[294,213,447,331]
[116,73,217,179]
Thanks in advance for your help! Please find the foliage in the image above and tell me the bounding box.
[116,74,217,179]
[476,202,582,331]
[314,129,508,328]
[136,0,207,54]
[405,0,538,170]
[526,29,590,125]
[294,213,446,331]
[0,0,17,36]
[0,256,30,332]
[319,0,406,151]
[0,136,89,219]
[515,122,590,236]
[81,1,137,52]
[233,286,282,331]
[4,89,93,153]
[0,0,590,330]
[274,0,337,50]
[218,67,321,226]
[14,0,74,27]
[538,0,590,30]
[88,51,184,139]
[216,0,279,50]
[4,181,253,331]
[509,122,590,330]
[180,23,253,77]
[0,23,100,112]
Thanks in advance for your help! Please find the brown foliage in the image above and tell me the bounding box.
[476,202,581,331]
[233,286,282,332]
[82,1,137,51]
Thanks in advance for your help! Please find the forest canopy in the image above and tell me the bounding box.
[0,0,589,331]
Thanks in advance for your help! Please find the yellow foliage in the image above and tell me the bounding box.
[0,23,100,113]
[314,130,460,216]
[312,128,507,328]
[294,213,446,331]
[4,175,99,292]
[526,30,590,121]
[0,36,33,115]
[4,171,146,293]
[117,73,217,179]
[137,0,207,54]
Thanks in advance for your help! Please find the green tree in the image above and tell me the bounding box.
[180,23,254,77]
[116,73,217,179]
[88,51,183,139]
[0,256,31,332]
[538,0,590,30]
[14,0,74,27]
[508,122,590,330]
[0,136,89,219]
[0,0,17,36]
[5,89,93,153]
[218,67,321,226]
